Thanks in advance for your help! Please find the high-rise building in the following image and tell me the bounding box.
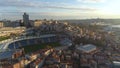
[23,13,30,28]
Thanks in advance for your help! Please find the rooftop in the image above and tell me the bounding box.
[113,61,120,68]
[77,44,96,53]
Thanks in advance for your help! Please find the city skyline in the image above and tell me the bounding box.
[0,0,120,20]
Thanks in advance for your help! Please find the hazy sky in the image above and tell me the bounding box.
[0,0,120,20]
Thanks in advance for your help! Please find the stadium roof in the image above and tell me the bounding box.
[40,34,56,38]
[0,49,21,60]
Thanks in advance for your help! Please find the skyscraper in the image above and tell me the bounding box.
[23,13,30,28]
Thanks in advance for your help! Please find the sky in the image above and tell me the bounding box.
[0,0,120,20]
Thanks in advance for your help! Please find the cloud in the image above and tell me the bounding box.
[0,0,35,7]
[0,0,96,11]
[35,6,96,11]
[77,0,106,3]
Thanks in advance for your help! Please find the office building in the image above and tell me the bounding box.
[23,13,30,28]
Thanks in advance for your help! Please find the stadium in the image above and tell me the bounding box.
[0,34,60,59]
[0,34,60,52]
[7,34,58,49]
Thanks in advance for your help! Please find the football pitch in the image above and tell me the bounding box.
[21,42,61,53]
